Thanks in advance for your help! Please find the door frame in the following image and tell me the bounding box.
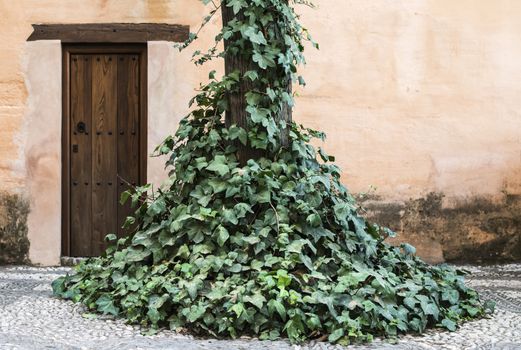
[61,43,148,257]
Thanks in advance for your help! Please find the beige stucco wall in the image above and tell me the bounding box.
[298,0,521,200]
[147,41,199,187]
[23,40,62,266]
[0,0,520,264]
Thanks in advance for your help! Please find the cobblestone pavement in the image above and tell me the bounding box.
[0,264,520,350]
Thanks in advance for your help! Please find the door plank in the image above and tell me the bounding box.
[70,54,93,257]
[91,54,118,256]
[117,54,140,237]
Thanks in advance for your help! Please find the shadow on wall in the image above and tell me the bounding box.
[0,189,519,265]
[362,192,521,264]
[0,192,30,264]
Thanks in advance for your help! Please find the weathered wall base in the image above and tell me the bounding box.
[0,192,29,264]
[362,193,521,264]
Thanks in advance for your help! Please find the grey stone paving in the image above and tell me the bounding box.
[0,265,520,350]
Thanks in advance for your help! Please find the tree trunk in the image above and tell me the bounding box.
[221,2,292,165]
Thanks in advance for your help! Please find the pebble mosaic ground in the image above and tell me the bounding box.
[0,264,520,350]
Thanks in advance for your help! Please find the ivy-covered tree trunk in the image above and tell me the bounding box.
[53,0,490,344]
[221,2,292,164]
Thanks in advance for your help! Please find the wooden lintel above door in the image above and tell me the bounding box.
[27,23,189,43]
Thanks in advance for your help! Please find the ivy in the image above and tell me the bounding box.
[53,0,492,345]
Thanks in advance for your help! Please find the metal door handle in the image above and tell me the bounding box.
[77,121,86,133]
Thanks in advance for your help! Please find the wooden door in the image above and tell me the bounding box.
[63,45,147,257]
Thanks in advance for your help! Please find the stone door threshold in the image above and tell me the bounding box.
[60,256,87,266]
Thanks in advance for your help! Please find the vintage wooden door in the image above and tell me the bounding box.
[63,45,147,257]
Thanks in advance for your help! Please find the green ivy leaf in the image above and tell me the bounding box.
[299,254,314,271]
[226,0,246,14]
[234,203,253,218]
[120,190,131,205]
[216,225,230,247]
[306,213,322,227]
[268,299,286,320]
[328,328,344,343]
[250,260,264,271]
[287,240,305,254]
[242,235,261,245]
[255,189,271,203]
[244,293,266,310]
[228,264,242,273]
[441,318,457,331]
[419,298,439,320]
[95,295,118,315]
[401,243,417,256]
[186,304,207,322]
[206,155,229,176]
[184,279,202,300]
[230,302,245,317]
[228,126,248,145]
[244,27,267,45]
[222,209,238,225]
[442,289,459,304]
[243,70,259,81]
[252,52,272,69]
[246,106,270,123]
[403,297,417,309]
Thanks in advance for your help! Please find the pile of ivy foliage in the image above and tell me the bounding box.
[53,0,493,345]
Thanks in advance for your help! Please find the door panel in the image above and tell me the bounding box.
[67,48,145,257]
[70,55,93,256]
[117,55,140,237]
[91,55,118,256]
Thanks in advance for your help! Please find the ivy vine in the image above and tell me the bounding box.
[53,0,493,345]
